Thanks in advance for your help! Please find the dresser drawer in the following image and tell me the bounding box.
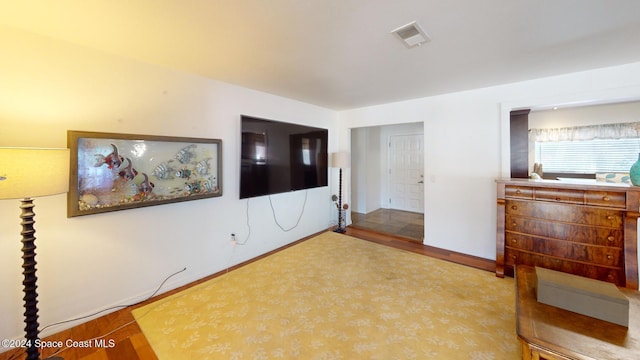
[506,200,623,228]
[585,190,626,209]
[535,188,584,204]
[504,249,624,286]
[506,233,622,267]
[505,185,534,199]
[505,215,623,247]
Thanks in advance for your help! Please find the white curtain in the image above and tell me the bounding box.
[530,122,640,142]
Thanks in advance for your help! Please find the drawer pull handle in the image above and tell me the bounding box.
[515,189,521,194]
[603,196,610,201]
[555,197,561,201]
[607,255,612,259]
[512,223,517,227]
[607,215,614,220]
[511,239,517,243]
[607,236,615,242]
[608,274,614,279]
[511,205,518,210]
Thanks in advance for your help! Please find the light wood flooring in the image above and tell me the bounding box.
[0,228,494,360]
[351,208,424,242]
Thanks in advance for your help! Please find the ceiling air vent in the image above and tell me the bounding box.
[391,21,430,48]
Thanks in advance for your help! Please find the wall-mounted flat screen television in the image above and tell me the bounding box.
[240,115,328,199]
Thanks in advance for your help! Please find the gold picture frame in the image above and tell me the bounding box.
[67,130,222,217]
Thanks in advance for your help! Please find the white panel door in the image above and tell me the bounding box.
[388,134,424,213]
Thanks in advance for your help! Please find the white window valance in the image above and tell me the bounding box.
[530,122,640,142]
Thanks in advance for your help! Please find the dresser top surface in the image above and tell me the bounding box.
[496,178,640,192]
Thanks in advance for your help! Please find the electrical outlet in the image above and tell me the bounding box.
[230,233,237,245]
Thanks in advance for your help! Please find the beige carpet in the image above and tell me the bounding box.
[133,232,518,359]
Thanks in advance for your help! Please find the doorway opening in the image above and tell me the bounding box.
[349,122,424,242]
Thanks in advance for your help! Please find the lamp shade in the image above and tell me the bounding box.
[331,151,350,169]
[0,147,70,199]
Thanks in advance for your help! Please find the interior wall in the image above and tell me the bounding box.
[0,26,338,343]
[368,127,382,212]
[351,128,368,213]
[339,61,640,262]
[350,126,381,214]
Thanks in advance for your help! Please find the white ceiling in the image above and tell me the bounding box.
[2,0,640,110]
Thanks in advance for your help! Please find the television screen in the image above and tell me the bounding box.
[240,115,328,199]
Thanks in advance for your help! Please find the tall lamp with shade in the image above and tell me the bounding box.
[0,147,69,360]
[331,151,350,233]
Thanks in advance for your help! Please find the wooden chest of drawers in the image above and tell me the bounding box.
[496,179,640,289]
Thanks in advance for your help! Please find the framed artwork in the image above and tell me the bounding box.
[67,130,222,217]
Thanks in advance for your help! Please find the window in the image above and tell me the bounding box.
[530,122,640,175]
[535,138,640,174]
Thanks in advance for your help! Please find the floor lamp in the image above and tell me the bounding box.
[331,152,350,233]
[0,147,69,360]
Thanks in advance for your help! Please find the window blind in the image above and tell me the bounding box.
[535,138,640,173]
